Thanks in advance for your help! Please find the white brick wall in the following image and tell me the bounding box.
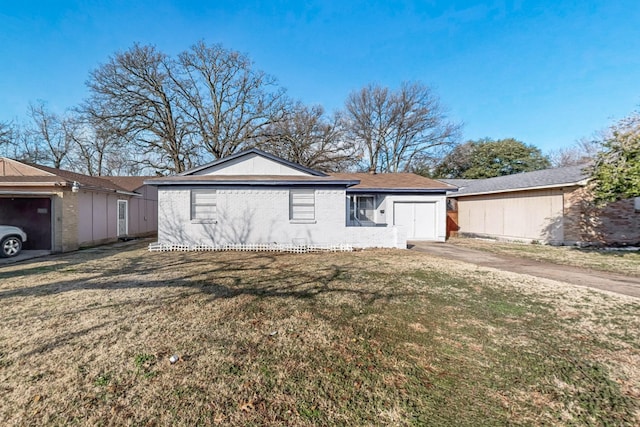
[158,186,412,248]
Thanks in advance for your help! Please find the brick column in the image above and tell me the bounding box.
[61,190,79,252]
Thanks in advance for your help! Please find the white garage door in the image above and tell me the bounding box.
[393,202,437,240]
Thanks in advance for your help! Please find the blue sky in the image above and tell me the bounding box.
[1,0,639,153]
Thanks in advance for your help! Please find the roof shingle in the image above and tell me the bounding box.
[449,164,590,196]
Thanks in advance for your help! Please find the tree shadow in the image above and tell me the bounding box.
[0,240,152,281]
[3,245,419,357]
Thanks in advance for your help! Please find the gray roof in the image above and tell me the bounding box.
[440,178,476,188]
[450,164,590,196]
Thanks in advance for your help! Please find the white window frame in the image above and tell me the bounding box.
[290,189,316,223]
[191,189,217,223]
[349,195,375,224]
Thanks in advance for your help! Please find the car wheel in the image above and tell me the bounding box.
[1,236,22,258]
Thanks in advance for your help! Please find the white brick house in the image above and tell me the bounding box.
[147,149,454,249]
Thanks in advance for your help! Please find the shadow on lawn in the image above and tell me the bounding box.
[5,246,416,358]
[0,240,152,281]
[0,245,404,305]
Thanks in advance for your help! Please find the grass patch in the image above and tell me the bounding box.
[449,237,640,276]
[0,243,638,425]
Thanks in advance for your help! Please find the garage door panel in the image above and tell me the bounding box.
[393,203,413,234]
[414,202,436,239]
[393,202,437,240]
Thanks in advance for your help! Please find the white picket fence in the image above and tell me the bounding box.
[148,242,353,254]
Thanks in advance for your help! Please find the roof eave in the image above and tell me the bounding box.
[453,181,586,197]
[347,187,453,193]
[147,179,360,187]
[0,182,62,187]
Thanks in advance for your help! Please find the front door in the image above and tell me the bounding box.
[117,200,128,237]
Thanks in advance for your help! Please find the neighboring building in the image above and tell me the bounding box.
[0,158,158,252]
[148,149,454,249]
[444,165,640,245]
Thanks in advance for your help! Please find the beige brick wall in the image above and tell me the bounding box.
[60,190,79,252]
[563,187,640,245]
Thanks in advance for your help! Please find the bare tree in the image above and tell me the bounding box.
[0,121,17,157]
[26,101,74,168]
[342,82,461,173]
[84,44,198,174]
[549,137,601,167]
[173,41,288,159]
[257,103,356,172]
[63,115,139,176]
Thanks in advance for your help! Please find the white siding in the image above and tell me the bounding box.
[193,153,310,176]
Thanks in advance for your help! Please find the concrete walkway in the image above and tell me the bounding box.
[410,242,640,299]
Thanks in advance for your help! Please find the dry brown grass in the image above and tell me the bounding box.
[448,237,640,276]
[0,241,638,426]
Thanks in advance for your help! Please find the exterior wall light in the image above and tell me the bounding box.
[71,181,80,193]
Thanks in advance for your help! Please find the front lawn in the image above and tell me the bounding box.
[1,242,638,425]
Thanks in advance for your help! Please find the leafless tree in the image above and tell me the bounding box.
[342,82,461,173]
[257,103,357,172]
[64,115,141,176]
[0,121,17,157]
[173,41,288,159]
[83,42,289,173]
[26,101,74,168]
[83,44,198,174]
[549,137,601,167]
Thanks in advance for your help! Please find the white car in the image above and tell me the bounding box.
[0,225,27,258]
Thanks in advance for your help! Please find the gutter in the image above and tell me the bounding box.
[347,188,455,194]
[145,179,361,187]
[453,180,588,197]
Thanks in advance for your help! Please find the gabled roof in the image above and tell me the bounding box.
[450,164,590,197]
[147,150,455,192]
[331,173,456,193]
[180,148,328,177]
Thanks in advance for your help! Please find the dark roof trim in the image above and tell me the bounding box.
[146,179,359,187]
[179,148,328,177]
[347,188,454,194]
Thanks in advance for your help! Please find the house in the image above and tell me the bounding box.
[444,164,640,245]
[0,158,158,252]
[147,149,454,249]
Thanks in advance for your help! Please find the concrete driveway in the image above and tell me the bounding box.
[410,241,640,299]
[0,250,51,265]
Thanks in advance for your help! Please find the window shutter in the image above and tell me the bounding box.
[191,190,217,220]
[290,189,315,220]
